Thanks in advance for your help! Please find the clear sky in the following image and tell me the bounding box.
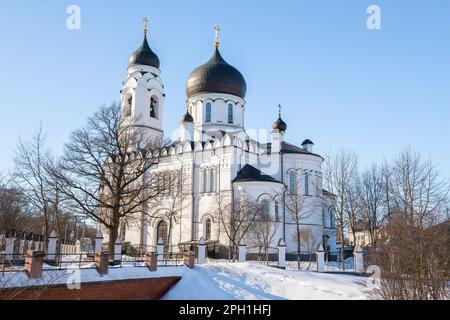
[0,0,449,177]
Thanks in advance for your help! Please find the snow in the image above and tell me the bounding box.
[162,262,371,300]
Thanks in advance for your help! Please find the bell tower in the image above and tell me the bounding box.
[120,18,165,143]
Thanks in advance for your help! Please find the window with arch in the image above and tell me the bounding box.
[288,171,296,194]
[124,94,132,117]
[274,200,280,222]
[228,104,233,124]
[209,170,216,193]
[150,96,159,119]
[261,199,270,218]
[203,170,209,193]
[156,220,168,246]
[205,103,212,122]
[304,173,309,196]
[205,218,212,240]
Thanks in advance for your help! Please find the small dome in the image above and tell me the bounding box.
[181,110,194,123]
[302,139,314,145]
[273,117,287,132]
[129,35,160,69]
[186,48,247,99]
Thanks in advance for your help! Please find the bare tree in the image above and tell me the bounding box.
[371,148,449,300]
[247,202,280,264]
[144,168,189,253]
[214,192,259,261]
[0,186,27,234]
[323,149,358,270]
[357,164,386,248]
[298,228,320,270]
[13,125,52,247]
[285,167,321,269]
[50,103,169,254]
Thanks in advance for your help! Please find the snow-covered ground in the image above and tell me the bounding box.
[162,262,371,300]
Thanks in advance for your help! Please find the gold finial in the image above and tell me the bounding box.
[214,24,221,48]
[143,17,149,36]
[278,104,282,118]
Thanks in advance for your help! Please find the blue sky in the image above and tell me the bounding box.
[0,0,449,177]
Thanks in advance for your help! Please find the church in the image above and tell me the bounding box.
[118,23,337,259]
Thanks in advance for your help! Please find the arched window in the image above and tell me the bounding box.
[124,94,132,117]
[205,103,212,122]
[304,173,309,196]
[274,201,279,222]
[157,220,168,246]
[205,219,212,240]
[150,96,159,119]
[203,170,209,193]
[209,170,216,193]
[261,199,270,218]
[228,104,233,124]
[288,171,296,194]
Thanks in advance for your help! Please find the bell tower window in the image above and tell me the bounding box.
[150,96,159,119]
[124,94,132,117]
[228,104,233,124]
[205,103,212,123]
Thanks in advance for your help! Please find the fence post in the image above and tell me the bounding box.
[278,238,286,269]
[145,252,158,272]
[354,244,364,273]
[198,237,206,265]
[239,239,246,262]
[113,238,122,264]
[5,237,15,261]
[47,230,58,263]
[24,250,45,279]
[316,244,325,272]
[184,251,195,269]
[95,251,109,276]
[94,230,103,255]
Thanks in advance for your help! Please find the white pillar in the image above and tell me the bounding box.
[316,244,325,272]
[19,240,25,256]
[75,240,81,253]
[198,237,206,265]
[278,238,286,269]
[47,230,58,261]
[114,238,122,262]
[354,244,364,273]
[5,237,15,261]
[94,230,103,255]
[157,238,164,258]
[238,239,246,262]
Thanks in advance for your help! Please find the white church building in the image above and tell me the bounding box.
[117,25,337,259]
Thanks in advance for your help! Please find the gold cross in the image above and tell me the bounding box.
[214,24,221,47]
[143,17,149,35]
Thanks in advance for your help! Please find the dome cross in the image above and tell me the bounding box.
[143,17,149,35]
[214,24,221,48]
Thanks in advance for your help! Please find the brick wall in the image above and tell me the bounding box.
[0,276,181,300]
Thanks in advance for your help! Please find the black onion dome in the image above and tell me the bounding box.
[181,110,194,123]
[128,35,160,68]
[273,117,287,132]
[302,139,314,145]
[186,48,247,99]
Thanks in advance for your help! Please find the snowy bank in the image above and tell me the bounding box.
[162,262,370,300]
